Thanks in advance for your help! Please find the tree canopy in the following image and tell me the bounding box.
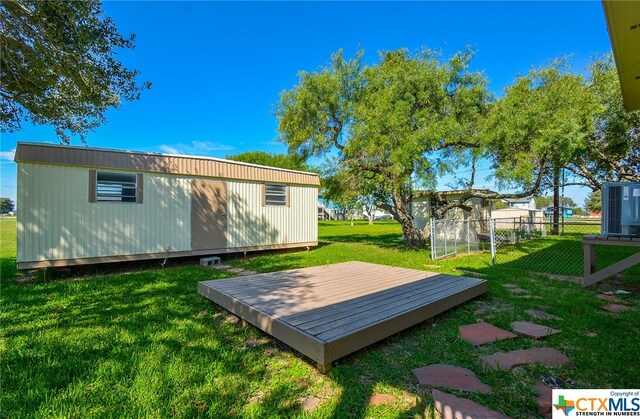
[484,60,594,193]
[225,150,312,172]
[565,56,640,189]
[278,49,637,247]
[278,49,489,246]
[584,190,601,213]
[0,0,151,143]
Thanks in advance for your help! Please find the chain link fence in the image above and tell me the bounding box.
[491,217,601,277]
[429,216,613,278]
[429,218,492,260]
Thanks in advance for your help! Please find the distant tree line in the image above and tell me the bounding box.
[0,198,15,214]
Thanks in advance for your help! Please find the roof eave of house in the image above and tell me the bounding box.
[13,142,321,186]
[602,0,640,111]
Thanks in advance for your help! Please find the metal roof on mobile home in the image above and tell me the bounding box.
[14,142,320,186]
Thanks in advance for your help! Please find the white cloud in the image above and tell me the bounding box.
[157,141,233,156]
[158,145,180,154]
[0,148,16,161]
[191,140,234,152]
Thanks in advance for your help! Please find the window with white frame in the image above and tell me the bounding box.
[265,184,287,206]
[96,172,137,202]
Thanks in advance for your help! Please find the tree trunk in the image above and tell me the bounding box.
[350,211,354,226]
[390,192,426,248]
[365,205,375,225]
[552,166,560,235]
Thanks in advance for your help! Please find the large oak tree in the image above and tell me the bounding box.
[0,0,150,143]
[277,49,489,247]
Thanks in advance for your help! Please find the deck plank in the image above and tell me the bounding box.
[236,270,441,316]
[314,281,477,341]
[198,261,486,370]
[294,278,479,336]
[285,276,476,329]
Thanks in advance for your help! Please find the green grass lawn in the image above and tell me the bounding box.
[1,218,639,418]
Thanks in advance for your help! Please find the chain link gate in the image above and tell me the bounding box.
[429,218,492,259]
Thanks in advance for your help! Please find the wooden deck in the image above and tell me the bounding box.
[198,261,487,371]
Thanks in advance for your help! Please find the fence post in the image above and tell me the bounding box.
[490,219,496,266]
[430,218,435,260]
[467,219,471,254]
[454,219,458,255]
[518,216,522,243]
[444,220,448,257]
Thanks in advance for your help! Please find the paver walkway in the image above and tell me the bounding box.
[601,304,632,313]
[511,321,560,339]
[533,383,553,418]
[432,389,511,419]
[421,298,580,415]
[412,364,491,394]
[459,322,517,345]
[480,348,574,371]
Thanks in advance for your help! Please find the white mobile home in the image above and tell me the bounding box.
[14,143,319,269]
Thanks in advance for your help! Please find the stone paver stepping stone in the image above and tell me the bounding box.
[597,294,622,303]
[210,264,232,270]
[511,321,560,339]
[525,309,562,321]
[459,322,517,345]
[533,383,552,418]
[480,348,574,371]
[432,389,511,419]
[226,267,246,273]
[601,304,632,313]
[369,394,396,406]
[585,332,597,337]
[412,364,491,394]
[503,284,528,294]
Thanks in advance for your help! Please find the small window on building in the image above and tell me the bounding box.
[265,184,287,206]
[96,172,137,202]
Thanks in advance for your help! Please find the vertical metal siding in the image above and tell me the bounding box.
[17,163,318,264]
[17,163,191,263]
[226,181,318,248]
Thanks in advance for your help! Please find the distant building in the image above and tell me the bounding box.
[410,189,494,230]
[502,196,536,210]
[545,206,573,218]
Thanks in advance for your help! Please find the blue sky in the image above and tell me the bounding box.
[1,1,613,205]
